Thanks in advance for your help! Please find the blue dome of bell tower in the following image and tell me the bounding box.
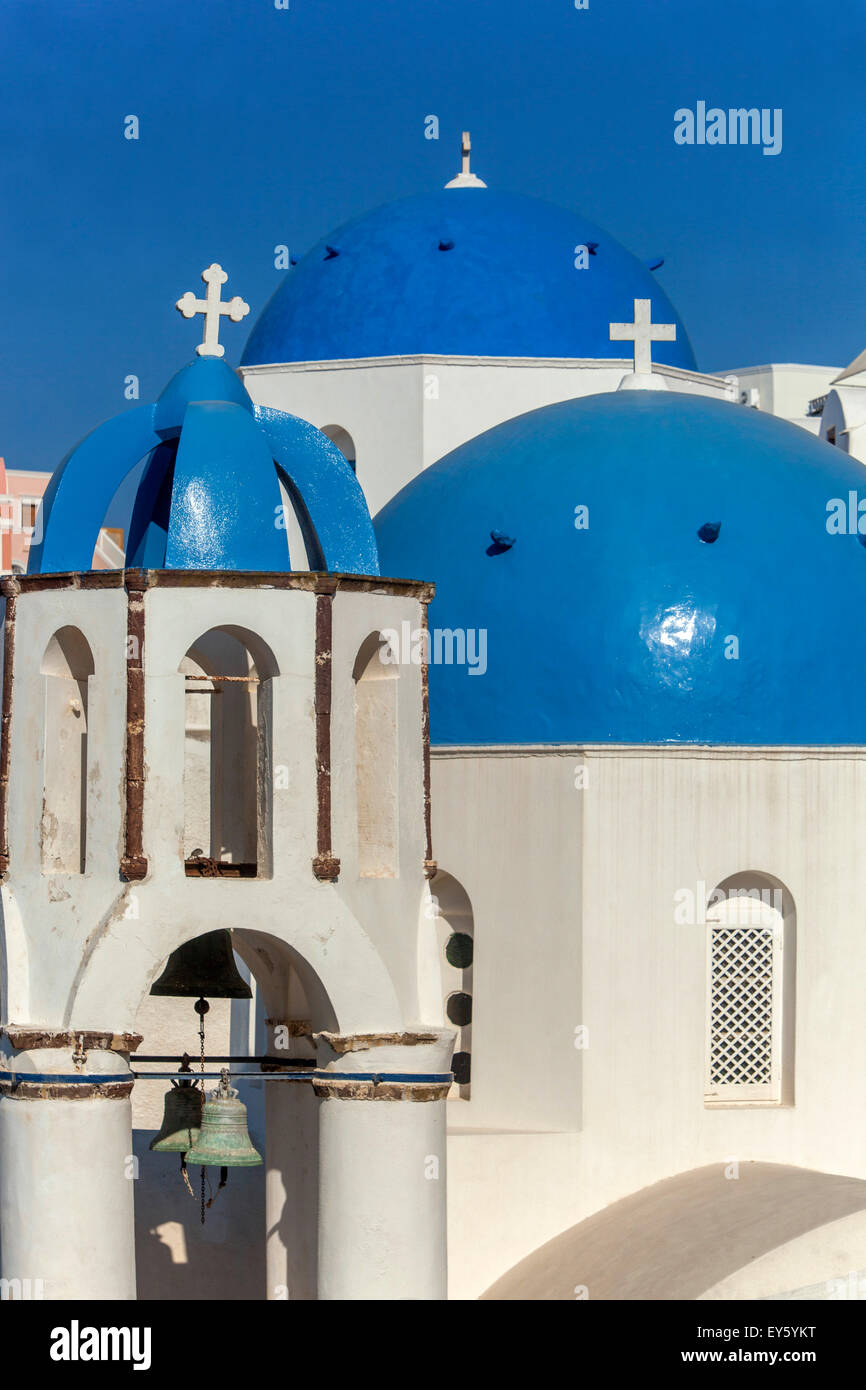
[28,265,379,577]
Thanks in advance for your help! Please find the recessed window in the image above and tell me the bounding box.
[181,627,278,879]
[40,627,94,874]
[354,633,399,878]
[320,425,356,473]
[705,876,795,1106]
[433,872,475,1100]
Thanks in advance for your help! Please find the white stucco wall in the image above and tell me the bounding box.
[720,363,840,424]
[433,744,866,1299]
[241,357,733,517]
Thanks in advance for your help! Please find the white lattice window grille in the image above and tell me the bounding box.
[705,895,785,1104]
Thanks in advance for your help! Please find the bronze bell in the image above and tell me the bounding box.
[150,1080,202,1154]
[150,930,252,999]
[185,1069,262,1168]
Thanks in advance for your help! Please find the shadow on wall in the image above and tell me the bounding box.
[134,1132,266,1301]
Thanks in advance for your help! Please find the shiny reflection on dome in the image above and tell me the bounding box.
[641,603,717,687]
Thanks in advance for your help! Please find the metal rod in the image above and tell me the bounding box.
[132,1070,314,1082]
[135,1055,315,1065]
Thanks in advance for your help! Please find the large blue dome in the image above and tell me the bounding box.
[241,190,697,368]
[374,392,866,745]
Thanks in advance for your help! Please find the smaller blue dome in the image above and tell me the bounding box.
[242,190,697,368]
[29,357,378,576]
[375,391,866,746]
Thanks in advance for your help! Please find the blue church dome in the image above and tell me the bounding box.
[29,356,378,576]
[374,392,866,745]
[241,190,697,368]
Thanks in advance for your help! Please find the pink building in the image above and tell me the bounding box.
[0,457,123,573]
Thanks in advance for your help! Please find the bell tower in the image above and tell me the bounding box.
[0,265,453,1301]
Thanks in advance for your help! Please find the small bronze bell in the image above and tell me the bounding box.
[150,930,252,999]
[185,1069,262,1168]
[150,1080,203,1154]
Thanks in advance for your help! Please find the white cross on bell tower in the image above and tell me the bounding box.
[609,298,676,389]
[176,263,250,358]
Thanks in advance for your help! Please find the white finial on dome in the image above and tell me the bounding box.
[176,263,250,358]
[445,131,487,188]
[610,298,675,390]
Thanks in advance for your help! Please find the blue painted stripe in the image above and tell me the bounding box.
[0,1070,453,1087]
[313,1072,452,1084]
[1,1074,133,1086]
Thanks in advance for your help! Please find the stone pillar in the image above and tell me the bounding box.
[315,1030,453,1301]
[0,1031,139,1300]
[265,1077,319,1300]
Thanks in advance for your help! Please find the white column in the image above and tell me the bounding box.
[0,1045,137,1300]
[266,1078,319,1300]
[315,1032,453,1301]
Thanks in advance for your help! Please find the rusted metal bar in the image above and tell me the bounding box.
[121,571,148,880]
[420,598,437,879]
[312,577,340,881]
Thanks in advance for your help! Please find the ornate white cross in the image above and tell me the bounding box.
[176,263,250,358]
[609,298,676,376]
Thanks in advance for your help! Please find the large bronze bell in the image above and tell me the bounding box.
[149,1080,202,1154]
[150,930,252,999]
[185,1069,262,1168]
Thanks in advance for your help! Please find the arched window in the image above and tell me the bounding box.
[320,425,356,473]
[353,632,398,878]
[705,873,795,1106]
[41,627,94,873]
[181,627,278,879]
[432,870,474,1099]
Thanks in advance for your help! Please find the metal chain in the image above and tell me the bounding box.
[198,999,207,1226]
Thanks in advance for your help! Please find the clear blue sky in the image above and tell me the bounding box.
[2,0,864,484]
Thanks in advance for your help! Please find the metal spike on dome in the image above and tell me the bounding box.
[444,130,487,189]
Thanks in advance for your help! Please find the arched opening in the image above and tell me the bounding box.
[180,627,278,878]
[320,425,356,473]
[40,626,94,873]
[132,925,334,1301]
[353,632,399,878]
[432,869,474,1099]
[705,871,796,1107]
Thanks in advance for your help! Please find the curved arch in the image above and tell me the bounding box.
[27,404,159,574]
[65,895,402,1037]
[255,406,379,576]
[180,624,279,681]
[706,869,794,926]
[40,626,95,680]
[430,869,475,1096]
[319,425,356,471]
[482,1164,866,1301]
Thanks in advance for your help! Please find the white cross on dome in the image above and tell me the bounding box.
[609,298,676,382]
[176,263,250,358]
